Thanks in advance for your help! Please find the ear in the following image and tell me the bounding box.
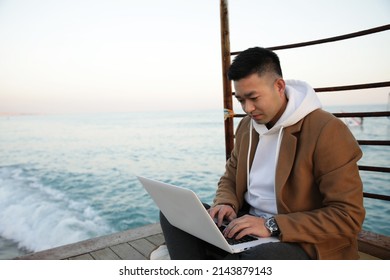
[275,78,286,96]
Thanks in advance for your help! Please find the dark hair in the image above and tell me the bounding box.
[227,47,283,81]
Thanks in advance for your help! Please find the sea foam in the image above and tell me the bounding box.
[0,165,111,253]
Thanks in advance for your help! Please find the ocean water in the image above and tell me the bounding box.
[0,105,389,259]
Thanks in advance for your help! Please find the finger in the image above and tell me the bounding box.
[225,217,252,238]
[227,224,243,238]
[225,220,242,238]
[234,227,254,240]
[217,208,227,227]
[208,207,217,220]
[208,206,225,226]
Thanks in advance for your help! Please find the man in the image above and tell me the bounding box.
[160,47,365,259]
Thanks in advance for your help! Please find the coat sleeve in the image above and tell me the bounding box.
[212,117,250,212]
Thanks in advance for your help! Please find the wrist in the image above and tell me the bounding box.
[264,216,280,237]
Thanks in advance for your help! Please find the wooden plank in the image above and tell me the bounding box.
[129,238,157,259]
[90,248,120,260]
[110,242,146,260]
[15,223,162,260]
[146,233,165,246]
[68,254,94,260]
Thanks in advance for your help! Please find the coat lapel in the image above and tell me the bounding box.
[240,119,259,172]
[275,120,303,212]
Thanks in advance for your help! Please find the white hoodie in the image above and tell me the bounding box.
[244,80,322,218]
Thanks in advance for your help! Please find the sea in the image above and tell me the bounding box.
[0,104,389,259]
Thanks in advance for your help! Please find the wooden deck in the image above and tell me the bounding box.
[13,223,387,260]
[14,223,164,260]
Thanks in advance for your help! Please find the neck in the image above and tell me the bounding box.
[266,97,288,129]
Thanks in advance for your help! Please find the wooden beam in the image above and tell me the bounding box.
[220,0,234,160]
[358,230,390,260]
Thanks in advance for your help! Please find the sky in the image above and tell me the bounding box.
[0,0,389,114]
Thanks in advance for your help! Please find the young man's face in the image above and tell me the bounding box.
[234,72,286,125]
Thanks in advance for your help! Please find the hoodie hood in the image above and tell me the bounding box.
[252,79,322,135]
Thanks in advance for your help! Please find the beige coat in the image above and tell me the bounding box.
[214,109,365,259]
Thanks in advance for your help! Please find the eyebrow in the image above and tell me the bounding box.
[235,91,256,99]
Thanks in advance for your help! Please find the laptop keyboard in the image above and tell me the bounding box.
[218,225,257,245]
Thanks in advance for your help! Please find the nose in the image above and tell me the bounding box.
[244,100,255,113]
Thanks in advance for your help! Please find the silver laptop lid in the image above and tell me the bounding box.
[138,176,233,252]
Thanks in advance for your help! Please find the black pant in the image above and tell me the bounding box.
[159,204,311,260]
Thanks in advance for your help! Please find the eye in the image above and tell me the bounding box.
[236,98,244,104]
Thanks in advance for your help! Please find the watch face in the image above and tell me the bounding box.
[266,218,278,232]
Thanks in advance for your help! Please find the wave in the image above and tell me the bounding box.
[0,165,112,253]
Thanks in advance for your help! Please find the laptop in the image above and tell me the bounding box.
[138,176,279,254]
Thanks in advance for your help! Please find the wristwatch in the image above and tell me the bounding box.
[264,217,280,237]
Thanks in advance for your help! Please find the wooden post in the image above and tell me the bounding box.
[220,0,234,160]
